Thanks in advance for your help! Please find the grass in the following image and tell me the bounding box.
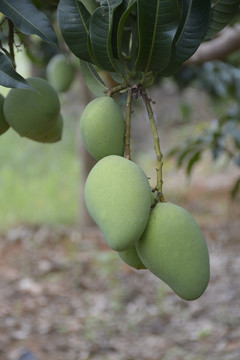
[0,112,81,231]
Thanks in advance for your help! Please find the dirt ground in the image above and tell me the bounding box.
[0,163,240,360]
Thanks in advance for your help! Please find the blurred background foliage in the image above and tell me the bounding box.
[169,59,240,197]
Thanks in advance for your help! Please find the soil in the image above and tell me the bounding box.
[0,165,240,360]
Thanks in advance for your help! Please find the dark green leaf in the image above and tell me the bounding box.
[90,0,123,72]
[58,0,94,62]
[166,145,181,157]
[175,0,211,63]
[231,177,240,198]
[135,0,180,73]
[177,147,193,167]
[81,0,98,14]
[116,0,136,62]
[0,52,31,89]
[187,150,201,174]
[163,0,211,76]
[0,0,58,45]
[80,60,108,97]
[205,0,240,40]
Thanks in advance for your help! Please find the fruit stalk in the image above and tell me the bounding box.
[124,87,133,160]
[107,83,128,97]
[141,88,165,202]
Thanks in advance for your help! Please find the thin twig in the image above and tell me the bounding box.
[107,83,128,97]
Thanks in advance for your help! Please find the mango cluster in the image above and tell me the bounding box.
[82,96,210,301]
[2,77,63,143]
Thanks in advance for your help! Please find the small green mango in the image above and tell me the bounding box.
[136,202,210,301]
[36,113,63,143]
[85,155,151,251]
[0,94,9,135]
[118,246,146,269]
[80,97,125,160]
[46,54,75,93]
[3,77,60,140]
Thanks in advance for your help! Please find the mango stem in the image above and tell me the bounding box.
[107,83,128,97]
[141,88,166,202]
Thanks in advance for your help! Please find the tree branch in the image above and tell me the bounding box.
[187,25,240,65]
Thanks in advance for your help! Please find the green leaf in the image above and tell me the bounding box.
[0,0,58,45]
[135,0,180,73]
[57,0,94,62]
[187,150,201,174]
[231,177,240,198]
[205,0,240,40]
[0,52,31,89]
[116,0,137,62]
[89,0,123,72]
[175,0,211,63]
[163,0,211,76]
[80,59,108,97]
[177,147,193,167]
[81,0,98,14]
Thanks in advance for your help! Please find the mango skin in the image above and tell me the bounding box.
[35,113,63,143]
[46,54,75,93]
[85,155,151,251]
[80,97,125,160]
[136,202,210,301]
[3,77,60,140]
[0,94,9,135]
[118,246,146,269]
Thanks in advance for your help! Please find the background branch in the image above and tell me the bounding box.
[187,25,240,65]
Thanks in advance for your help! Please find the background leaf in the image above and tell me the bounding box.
[135,0,180,73]
[89,0,123,72]
[80,60,108,97]
[57,0,94,62]
[205,0,240,40]
[0,53,31,89]
[187,150,202,175]
[231,177,240,198]
[0,0,58,45]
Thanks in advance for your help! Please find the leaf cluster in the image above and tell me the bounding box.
[58,0,214,89]
[0,0,240,91]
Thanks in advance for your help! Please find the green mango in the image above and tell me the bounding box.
[136,202,210,301]
[4,77,60,141]
[35,113,63,143]
[80,96,125,160]
[85,155,151,251]
[46,54,75,93]
[0,94,9,135]
[118,246,146,269]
